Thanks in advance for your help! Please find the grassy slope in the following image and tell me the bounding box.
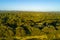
[0,11,60,40]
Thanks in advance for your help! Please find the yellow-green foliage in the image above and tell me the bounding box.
[0,11,60,40]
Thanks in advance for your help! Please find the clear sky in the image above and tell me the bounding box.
[0,0,60,11]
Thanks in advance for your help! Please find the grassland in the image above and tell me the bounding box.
[0,11,60,40]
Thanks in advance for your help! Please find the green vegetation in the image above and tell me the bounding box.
[0,11,60,40]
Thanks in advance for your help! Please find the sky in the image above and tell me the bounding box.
[0,0,60,11]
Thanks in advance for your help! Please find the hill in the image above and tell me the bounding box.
[0,11,60,40]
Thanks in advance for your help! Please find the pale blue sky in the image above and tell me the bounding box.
[0,0,60,11]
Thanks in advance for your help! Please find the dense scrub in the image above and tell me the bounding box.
[0,11,60,40]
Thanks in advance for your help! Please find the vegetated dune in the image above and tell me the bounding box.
[0,11,60,40]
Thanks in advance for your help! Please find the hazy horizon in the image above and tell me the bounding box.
[0,0,60,12]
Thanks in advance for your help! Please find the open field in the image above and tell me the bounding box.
[0,11,60,40]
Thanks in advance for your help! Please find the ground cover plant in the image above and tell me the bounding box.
[0,11,60,40]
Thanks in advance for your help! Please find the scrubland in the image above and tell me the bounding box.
[0,11,60,40]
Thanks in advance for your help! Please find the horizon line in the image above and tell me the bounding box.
[0,10,60,12]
